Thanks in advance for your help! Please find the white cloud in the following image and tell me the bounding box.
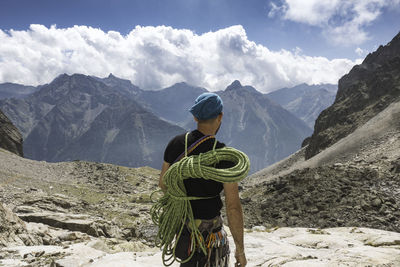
[355,47,366,56]
[0,24,357,93]
[270,0,400,46]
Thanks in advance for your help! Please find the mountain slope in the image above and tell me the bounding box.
[0,74,185,168]
[305,32,400,159]
[266,83,337,128]
[58,104,184,168]
[0,82,39,99]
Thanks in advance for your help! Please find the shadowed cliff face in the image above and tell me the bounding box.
[305,32,400,159]
[0,109,23,156]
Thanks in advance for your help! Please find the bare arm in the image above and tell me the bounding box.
[224,182,247,266]
[159,161,170,192]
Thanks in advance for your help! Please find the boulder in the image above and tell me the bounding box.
[17,211,123,239]
[0,202,41,247]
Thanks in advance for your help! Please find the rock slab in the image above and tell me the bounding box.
[0,203,41,247]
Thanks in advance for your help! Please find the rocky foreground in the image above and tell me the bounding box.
[1,223,400,266]
[243,161,400,231]
[0,147,160,245]
[1,142,400,266]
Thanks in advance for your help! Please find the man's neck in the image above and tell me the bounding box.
[197,126,216,136]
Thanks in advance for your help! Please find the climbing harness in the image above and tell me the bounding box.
[151,133,250,266]
[176,216,230,267]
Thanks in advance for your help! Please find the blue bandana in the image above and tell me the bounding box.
[189,93,223,120]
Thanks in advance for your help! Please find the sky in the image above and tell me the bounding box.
[0,0,399,92]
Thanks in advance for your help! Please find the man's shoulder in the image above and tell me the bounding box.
[168,132,187,144]
[165,131,189,152]
[164,132,187,164]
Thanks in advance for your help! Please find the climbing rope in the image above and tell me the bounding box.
[150,146,250,266]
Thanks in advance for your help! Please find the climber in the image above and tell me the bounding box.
[158,92,247,267]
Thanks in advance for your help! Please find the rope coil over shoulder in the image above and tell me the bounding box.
[150,135,250,266]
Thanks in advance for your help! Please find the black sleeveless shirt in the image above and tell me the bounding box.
[163,130,234,219]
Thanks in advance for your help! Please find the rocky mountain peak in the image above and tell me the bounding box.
[54,73,97,83]
[166,82,193,91]
[55,73,70,80]
[104,73,130,84]
[48,73,89,89]
[362,31,400,67]
[224,80,261,96]
[97,73,141,96]
[174,81,188,86]
[33,73,117,104]
[226,80,242,91]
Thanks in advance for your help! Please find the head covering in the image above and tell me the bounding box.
[189,92,223,120]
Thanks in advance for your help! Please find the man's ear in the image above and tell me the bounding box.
[193,116,199,122]
[218,112,223,121]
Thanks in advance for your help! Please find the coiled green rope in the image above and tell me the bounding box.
[150,147,250,266]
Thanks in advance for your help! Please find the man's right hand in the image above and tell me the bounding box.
[234,250,247,266]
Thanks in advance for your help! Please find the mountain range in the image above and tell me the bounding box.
[0,74,184,169]
[135,79,313,172]
[266,83,337,128]
[0,83,39,99]
[0,74,336,173]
